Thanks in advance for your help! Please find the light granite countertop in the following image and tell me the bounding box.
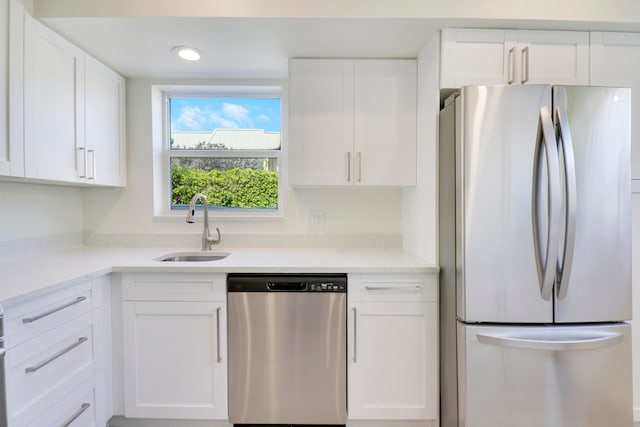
[0,246,439,305]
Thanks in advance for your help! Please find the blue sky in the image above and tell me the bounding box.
[170,97,281,132]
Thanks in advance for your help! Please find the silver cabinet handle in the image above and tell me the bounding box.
[87,149,96,180]
[60,403,90,427]
[78,147,88,178]
[352,307,357,363]
[22,296,87,324]
[477,331,622,351]
[555,106,577,300]
[25,337,88,373]
[345,152,352,182]
[532,106,561,301]
[216,307,222,363]
[521,46,530,84]
[356,151,362,182]
[508,47,516,84]
[365,285,421,292]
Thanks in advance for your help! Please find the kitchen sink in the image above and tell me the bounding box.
[154,251,230,262]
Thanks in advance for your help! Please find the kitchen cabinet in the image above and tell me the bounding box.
[23,14,84,183]
[440,28,589,88]
[84,54,126,186]
[3,276,111,426]
[347,273,438,420]
[0,0,9,176]
[0,0,25,178]
[289,59,417,186]
[590,32,640,179]
[22,14,126,186]
[121,273,228,420]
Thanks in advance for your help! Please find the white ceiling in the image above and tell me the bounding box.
[40,17,442,79]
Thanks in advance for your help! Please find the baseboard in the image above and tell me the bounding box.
[108,417,231,427]
[108,417,435,427]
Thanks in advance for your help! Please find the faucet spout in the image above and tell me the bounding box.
[186,193,221,250]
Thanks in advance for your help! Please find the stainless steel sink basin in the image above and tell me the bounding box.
[154,251,230,262]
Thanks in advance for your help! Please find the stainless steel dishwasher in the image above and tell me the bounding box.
[227,273,347,426]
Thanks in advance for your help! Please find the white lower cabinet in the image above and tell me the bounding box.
[3,276,112,427]
[347,273,438,421]
[121,273,227,420]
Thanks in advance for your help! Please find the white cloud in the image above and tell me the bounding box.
[222,103,250,123]
[175,106,207,130]
[210,112,239,129]
[256,114,270,123]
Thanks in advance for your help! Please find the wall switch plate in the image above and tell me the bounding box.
[308,210,326,228]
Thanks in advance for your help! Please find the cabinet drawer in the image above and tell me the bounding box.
[28,376,97,427]
[349,274,437,303]
[4,281,94,348]
[122,273,226,301]
[7,312,95,425]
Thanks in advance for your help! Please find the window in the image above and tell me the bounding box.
[166,91,282,214]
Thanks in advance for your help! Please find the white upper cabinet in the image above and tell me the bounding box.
[590,32,640,179]
[353,60,417,186]
[440,29,589,88]
[84,55,126,186]
[0,0,25,178]
[22,14,126,186]
[0,0,9,176]
[289,59,417,186]
[290,59,354,186]
[24,14,84,183]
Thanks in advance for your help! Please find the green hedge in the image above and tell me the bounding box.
[171,166,278,208]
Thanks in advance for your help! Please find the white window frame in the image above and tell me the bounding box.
[152,83,287,219]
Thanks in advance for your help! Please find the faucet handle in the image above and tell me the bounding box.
[207,227,222,249]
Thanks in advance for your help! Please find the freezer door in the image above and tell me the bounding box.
[457,85,553,323]
[553,86,631,323]
[458,322,632,427]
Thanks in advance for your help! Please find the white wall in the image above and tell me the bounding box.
[402,33,440,264]
[82,77,404,247]
[0,181,83,240]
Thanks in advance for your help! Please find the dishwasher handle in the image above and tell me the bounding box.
[267,282,307,291]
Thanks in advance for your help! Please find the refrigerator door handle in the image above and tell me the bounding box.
[532,106,562,301]
[477,331,623,351]
[555,106,577,300]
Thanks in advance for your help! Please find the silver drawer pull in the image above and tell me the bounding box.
[365,285,422,292]
[216,307,222,363]
[61,403,90,427]
[22,296,87,324]
[25,337,88,373]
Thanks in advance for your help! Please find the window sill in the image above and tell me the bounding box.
[153,208,284,222]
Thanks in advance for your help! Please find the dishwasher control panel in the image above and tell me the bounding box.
[308,280,346,292]
[228,273,347,293]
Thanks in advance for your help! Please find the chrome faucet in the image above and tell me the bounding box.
[186,193,221,250]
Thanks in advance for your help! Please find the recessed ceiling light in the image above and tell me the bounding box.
[171,46,202,61]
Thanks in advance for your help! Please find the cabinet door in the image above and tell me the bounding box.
[0,0,25,177]
[84,54,126,186]
[354,60,417,186]
[440,28,512,88]
[590,32,640,179]
[348,301,438,420]
[123,301,227,419]
[517,30,589,85]
[440,29,589,89]
[289,59,354,186]
[0,0,9,176]
[23,15,84,183]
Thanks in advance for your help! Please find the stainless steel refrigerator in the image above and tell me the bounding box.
[438,84,632,427]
